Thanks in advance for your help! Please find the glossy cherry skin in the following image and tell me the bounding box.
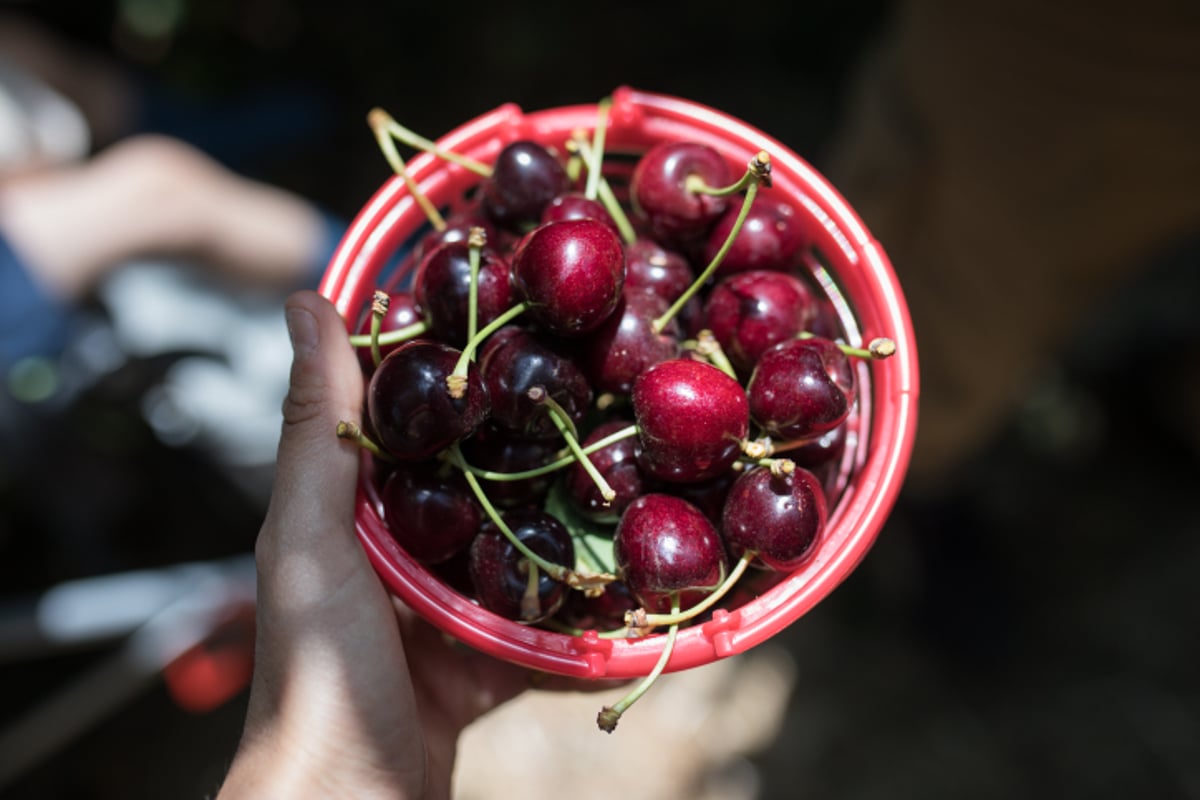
[721,465,827,571]
[623,238,703,337]
[511,218,626,336]
[580,287,681,394]
[566,418,645,522]
[747,337,856,440]
[354,290,423,372]
[477,325,592,440]
[379,466,481,564]
[705,196,808,276]
[367,340,490,461]
[413,240,514,347]
[614,494,730,614]
[482,141,570,232]
[541,192,620,237]
[704,270,818,376]
[630,141,732,244]
[468,507,575,623]
[632,358,749,483]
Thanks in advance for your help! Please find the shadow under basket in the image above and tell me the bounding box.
[319,85,919,681]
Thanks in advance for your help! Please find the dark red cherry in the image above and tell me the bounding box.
[379,466,481,564]
[557,579,637,632]
[630,141,732,243]
[413,240,513,347]
[579,287,681,394]
[623,238,704,337]
[511,218,625,336]
[705,196,808,276]
[614,494,730,614]
[746,337,856,440]
[354,290,423,372]
[632,358,749,483]
[566,419,645,522]
[540,192,620,237]
[477,325,592,440]
[721,465,827,571]
[704,270,818,376]
[367,340,490,461]
[482,141,570,233]
[468,507,575,623]
[657,467,739,528]
[413,208,498,264]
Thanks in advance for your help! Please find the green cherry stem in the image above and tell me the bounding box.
[631,550,757,629]
[584,97,611,202]
[369,290,388,368]
[798,331,897,360]
[531,388,617,503]
[447,303,528,398]
[452,423,638,482]
[335,420,393,462]
[367,107,493,178]
[466,227,487,347]
[597,595,681,733]
[572,136,638,245]
[652,152,771,335]
[692,329,738,381]
[520,560,542,622]
[368,109,446,231]
[686,149,773,196]
[348,319,430,349]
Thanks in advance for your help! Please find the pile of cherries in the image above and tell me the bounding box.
[340,106,894,731]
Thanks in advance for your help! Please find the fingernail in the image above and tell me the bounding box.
[286,306,318,358]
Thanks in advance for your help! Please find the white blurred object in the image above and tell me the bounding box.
[0,55,90,172]
[98,261,293,474]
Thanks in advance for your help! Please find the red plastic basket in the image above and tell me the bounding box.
[319,86,919,680]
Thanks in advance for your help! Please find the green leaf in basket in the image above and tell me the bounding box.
[543,478,617,576]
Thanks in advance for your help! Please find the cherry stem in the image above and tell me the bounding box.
[335,420,393,462]
[452,423,638,482]
[691,330,738,381]
[565,137,584,183]
[348,319,429,349]
[531,389,617,503]
[597,595,681,733]
[631,550,756,629]
[447,303,528,398]
[369,112,447,232]
[798,331,896,360]
[467,227,487,347]
[367,107,493,178]
[520,559,542,622]
[584,97,611,202]
[652,153,771,334]
[369,290,388,368]
[571,135,638,245]
[450,445,572,582]
[686,150,773,196]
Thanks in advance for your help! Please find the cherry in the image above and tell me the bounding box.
[657,467,739,528]
[704,196,808,276]
[746,336,856,440]
[704,270,818,376]
[482,141,570,232]
[623,238,704,336]
[477,325,592,440]
[541,192,620,237]
[379,465,481,564]
[511,218,626,336]
[413,207,499,264]
[413,240,514,347]
[353,290,424,372]
[566,418,645,522]
[557,579,637,632]
[367,340,490,461]
[580,286,681,394]
[721,463,827,571]
[630,141,732,243]
[468,507,575,623]
[613,493,730,614]
[632,358,749,483]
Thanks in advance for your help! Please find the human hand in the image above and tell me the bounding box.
[218,290,533,800]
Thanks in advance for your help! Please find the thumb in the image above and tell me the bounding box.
[260,290,365,569]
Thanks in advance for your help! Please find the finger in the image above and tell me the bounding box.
[258,290,365,587]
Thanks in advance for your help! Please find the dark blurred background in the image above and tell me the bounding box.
[1,0,1198,798]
